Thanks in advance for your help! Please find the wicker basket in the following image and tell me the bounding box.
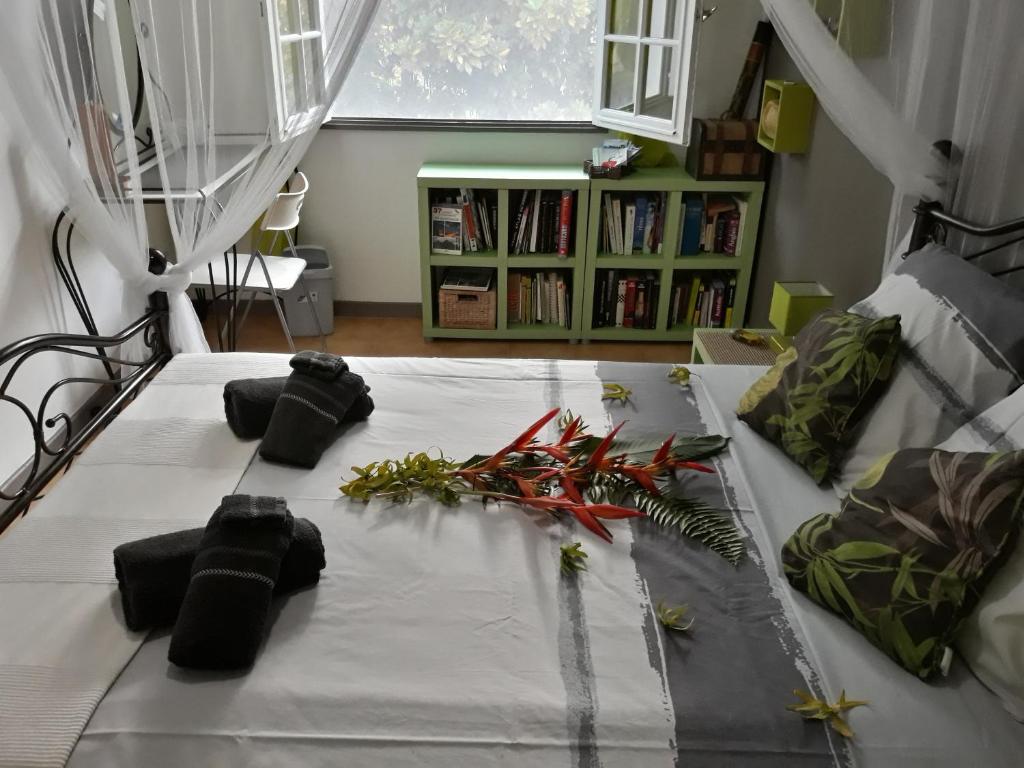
[439,287,496,330]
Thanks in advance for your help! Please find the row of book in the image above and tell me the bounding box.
[670,273,738,329]
[508,270,572,328]
[679,194,748,256]
[430,188,499,255]
[592,270,661,329]
[599,193,667,256]
[510,190,575,256]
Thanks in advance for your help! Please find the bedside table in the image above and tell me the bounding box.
[690,328,779,365]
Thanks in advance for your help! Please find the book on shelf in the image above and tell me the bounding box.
[557,190,573,256]
[509,189,576,255]
[593,270,660,330]
[600,192,668,256]
[507,269,571,328]
[431,204,463,255]
[441,267,492,292]
[669,272,739,329]
[680,194,748,257]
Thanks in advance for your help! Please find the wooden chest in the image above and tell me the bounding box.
[686,119,767,181]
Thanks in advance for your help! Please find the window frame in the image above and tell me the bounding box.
[262,0,326,142]
[590,0,701,145]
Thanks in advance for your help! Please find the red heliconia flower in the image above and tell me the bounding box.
[532,444,573,462]
[557,415,587,447]
[671,459,715,474]
[559,476,585,504]
[481,407,561,470]
[516,496,577,511]
[584,421,624,471]
[585,504,645,520]
[616,465,661,495]
[572,505,612,542]
[652,435,675,465]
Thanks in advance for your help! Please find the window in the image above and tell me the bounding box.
[263,0,326,141]
[331,0,598,122]
[591,0,700,144]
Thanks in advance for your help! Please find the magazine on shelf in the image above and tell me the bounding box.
[441,267,492,292]
[431,204,463,255]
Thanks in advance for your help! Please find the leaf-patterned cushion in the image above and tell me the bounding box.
[737,310,902,483]
[783,448,1024,679]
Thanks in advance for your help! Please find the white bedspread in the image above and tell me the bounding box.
[2,354,1020,767]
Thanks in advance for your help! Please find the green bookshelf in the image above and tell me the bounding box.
[418,163,590,340]
[583,167,764,343]
[417,164,764,343]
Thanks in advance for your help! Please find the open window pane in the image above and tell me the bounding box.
[303,38,324,108]
[609,0,642,35]
[280,41,304,117]
[277,0,297,35]
[332,0,597,121]
[643,0,679,40]
[299,0,317,33]
[639,43,674,120]
[592,0,698,144]
[603,41,637,113]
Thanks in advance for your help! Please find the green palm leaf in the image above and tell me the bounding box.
[589,476,745,565]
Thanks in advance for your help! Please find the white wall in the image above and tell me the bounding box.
[0,115,132,486]
[748,43,893,321]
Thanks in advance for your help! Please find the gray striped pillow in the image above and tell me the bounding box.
[835,243,1024,495]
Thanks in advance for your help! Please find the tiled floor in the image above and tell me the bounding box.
[206,313,694,364]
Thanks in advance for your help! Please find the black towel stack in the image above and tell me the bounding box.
[168,495,296,669]
[259,352,372,468]
[113,517,326,632]
[114,495,327,670]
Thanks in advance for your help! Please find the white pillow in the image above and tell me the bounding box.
[835,243,1024,495]
[939,387,1024,721]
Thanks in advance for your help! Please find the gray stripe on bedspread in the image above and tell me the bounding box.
[541,360,602,766]
[0,518,207,583]
[596,363,841,767]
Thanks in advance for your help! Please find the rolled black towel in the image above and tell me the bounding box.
[224,376,288,439]
[113,518,326,632]
[259,352,369,468]
[224,375,374,440]
[168,495,294,670]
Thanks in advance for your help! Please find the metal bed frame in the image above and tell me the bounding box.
[0,292,170,534]
[908,199,1024,275]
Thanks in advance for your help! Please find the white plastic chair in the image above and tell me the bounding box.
[190,172,326,352]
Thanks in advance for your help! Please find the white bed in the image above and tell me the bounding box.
[1,353,1021,768]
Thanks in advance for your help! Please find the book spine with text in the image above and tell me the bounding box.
[557,190,572,256]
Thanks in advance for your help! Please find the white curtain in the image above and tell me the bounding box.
[0,0,377,353]
[760,0,1024,277]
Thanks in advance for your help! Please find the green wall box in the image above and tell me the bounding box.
[758,80,815,154]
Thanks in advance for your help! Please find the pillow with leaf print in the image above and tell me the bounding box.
[736,310,902,483]
[782,448,1024,680]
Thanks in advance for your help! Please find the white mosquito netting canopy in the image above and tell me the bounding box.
[0,0,378,352]
[761,0,1024,278]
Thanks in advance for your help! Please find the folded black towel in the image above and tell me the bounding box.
[168,495,294,670]
[224,376,289,439]
[114,517,326,632]
[259,352,369,468]
[224,373,374,440]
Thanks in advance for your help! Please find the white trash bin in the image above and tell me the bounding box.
[283,245,335,336]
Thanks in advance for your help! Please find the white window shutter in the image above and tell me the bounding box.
[591,0,702,145]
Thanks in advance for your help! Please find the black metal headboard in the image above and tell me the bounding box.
[908,199,1024,276]
[0,295,171,533]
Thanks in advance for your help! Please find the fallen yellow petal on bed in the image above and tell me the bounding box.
[667,366,691,386]
[786,689,868,739]
[602,383,633,404]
